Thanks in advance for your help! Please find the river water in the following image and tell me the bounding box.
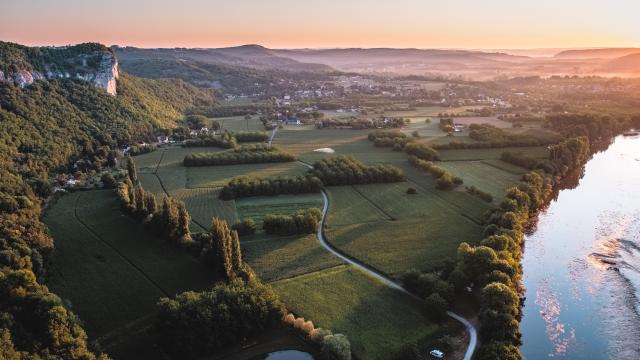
[521,135,640,359]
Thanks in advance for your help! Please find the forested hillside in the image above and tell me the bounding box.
[0,49,215,358]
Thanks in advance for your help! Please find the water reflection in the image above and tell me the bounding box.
[521,135,640,359]
[264,350,314,360]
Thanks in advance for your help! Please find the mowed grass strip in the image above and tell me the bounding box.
[236,193,322,227]
[242,233,343,282]
[186,162,308,188]
[272,266,439,360]
[325,217,482,277]
[45,190,213,338]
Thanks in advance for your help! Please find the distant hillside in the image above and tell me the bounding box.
[554,48,640,59]
[272,48,526,69]
[599,53,640,73]
[114,45,332,72]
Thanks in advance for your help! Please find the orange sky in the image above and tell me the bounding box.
[2,0,639,49]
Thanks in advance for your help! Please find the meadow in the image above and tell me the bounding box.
[45,190,213,357]
[273,266,443,360]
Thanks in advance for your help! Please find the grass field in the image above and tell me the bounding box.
[438,161,523,200]
[273,266,441,360]
[45,190,213,356]
[186,162,308,188]
[242,234,343,282]
[324,181,485,277]
[236,193,323,227]
[213,115,265,132]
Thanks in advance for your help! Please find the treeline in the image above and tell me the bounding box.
[235,131,270,142]
[408,156,463,191]
[155,278,285,359]
[501,136,590,177]
[308,156,404,186]
[0,65,215,358]
[404,143,441,161]
[316,117,406,129]
[432,124,558,150]
[219,175,322,200]
[452,171,554,359]
[368,130,412,149]
[263,208,323,235]
[117,170,192,244]
[545,113,625,141]
[183,130,237,148]
[200,218,247,280]
[128,144,157,156]
[184,146,295,167]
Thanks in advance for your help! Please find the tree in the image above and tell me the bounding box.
[209,218,242,279]
[177,202,192,243]
[321,334,352,360]
[101,173,117,189]
[126,156,138,184]
[424,293,449,320]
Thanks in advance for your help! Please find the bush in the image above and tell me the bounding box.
[406,187,417,195]
[321,334,352,360]
[263,208,323,235]
[235,131,270,142]
[467,186,493,202]
[404,143,440,161]
[424,293,449,320]
[101,172,117,189]
[232,218,257,236]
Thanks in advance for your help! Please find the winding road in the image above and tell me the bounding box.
[312,184,478,360]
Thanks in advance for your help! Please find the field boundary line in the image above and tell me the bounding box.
[153,148,167,174]
[480,159,526,175]
[72,192,170,297]
[350,185,396,221]
[152,172,209,232]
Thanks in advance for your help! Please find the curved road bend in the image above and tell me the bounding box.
[314,186,478,360]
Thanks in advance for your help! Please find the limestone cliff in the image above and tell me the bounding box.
[0,42,119,95]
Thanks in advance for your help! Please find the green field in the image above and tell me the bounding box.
[242,234,343,282]
[213,115,265,131]
[437,146,549,161]
[186,162,308,188]
[273,266,441,360]
[45,190,213,356]
[236,193,323,227]
[438,161,523,200]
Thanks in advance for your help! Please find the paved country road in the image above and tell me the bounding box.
[312,183,478,360]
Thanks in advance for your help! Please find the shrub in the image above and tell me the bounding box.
[424,293,449,320]
[235,131,270,142]
[101,172,117,189]
[321,334,352,360]
[232,218,257,236]
[263,208,323,235]
[406,187,417,194]
[466,186,493,202]
[404,143,440,161]
[283,313,295,325]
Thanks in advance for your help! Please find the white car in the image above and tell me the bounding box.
[430,349,444,358]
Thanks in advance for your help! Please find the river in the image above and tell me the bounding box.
[521,135,640,359]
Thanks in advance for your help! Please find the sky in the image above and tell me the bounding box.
[2,0,639,49]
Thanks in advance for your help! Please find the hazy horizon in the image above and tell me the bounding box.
[3,0,639,49]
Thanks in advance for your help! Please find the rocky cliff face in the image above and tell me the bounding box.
[0,45,119,95]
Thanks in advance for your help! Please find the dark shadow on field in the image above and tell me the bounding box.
[241,233,344,282]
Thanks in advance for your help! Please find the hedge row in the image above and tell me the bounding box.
[308,155,404,186]
[184,146,295,166]
[219,175,323,200]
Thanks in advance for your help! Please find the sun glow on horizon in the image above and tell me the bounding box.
[2,0,639,49]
